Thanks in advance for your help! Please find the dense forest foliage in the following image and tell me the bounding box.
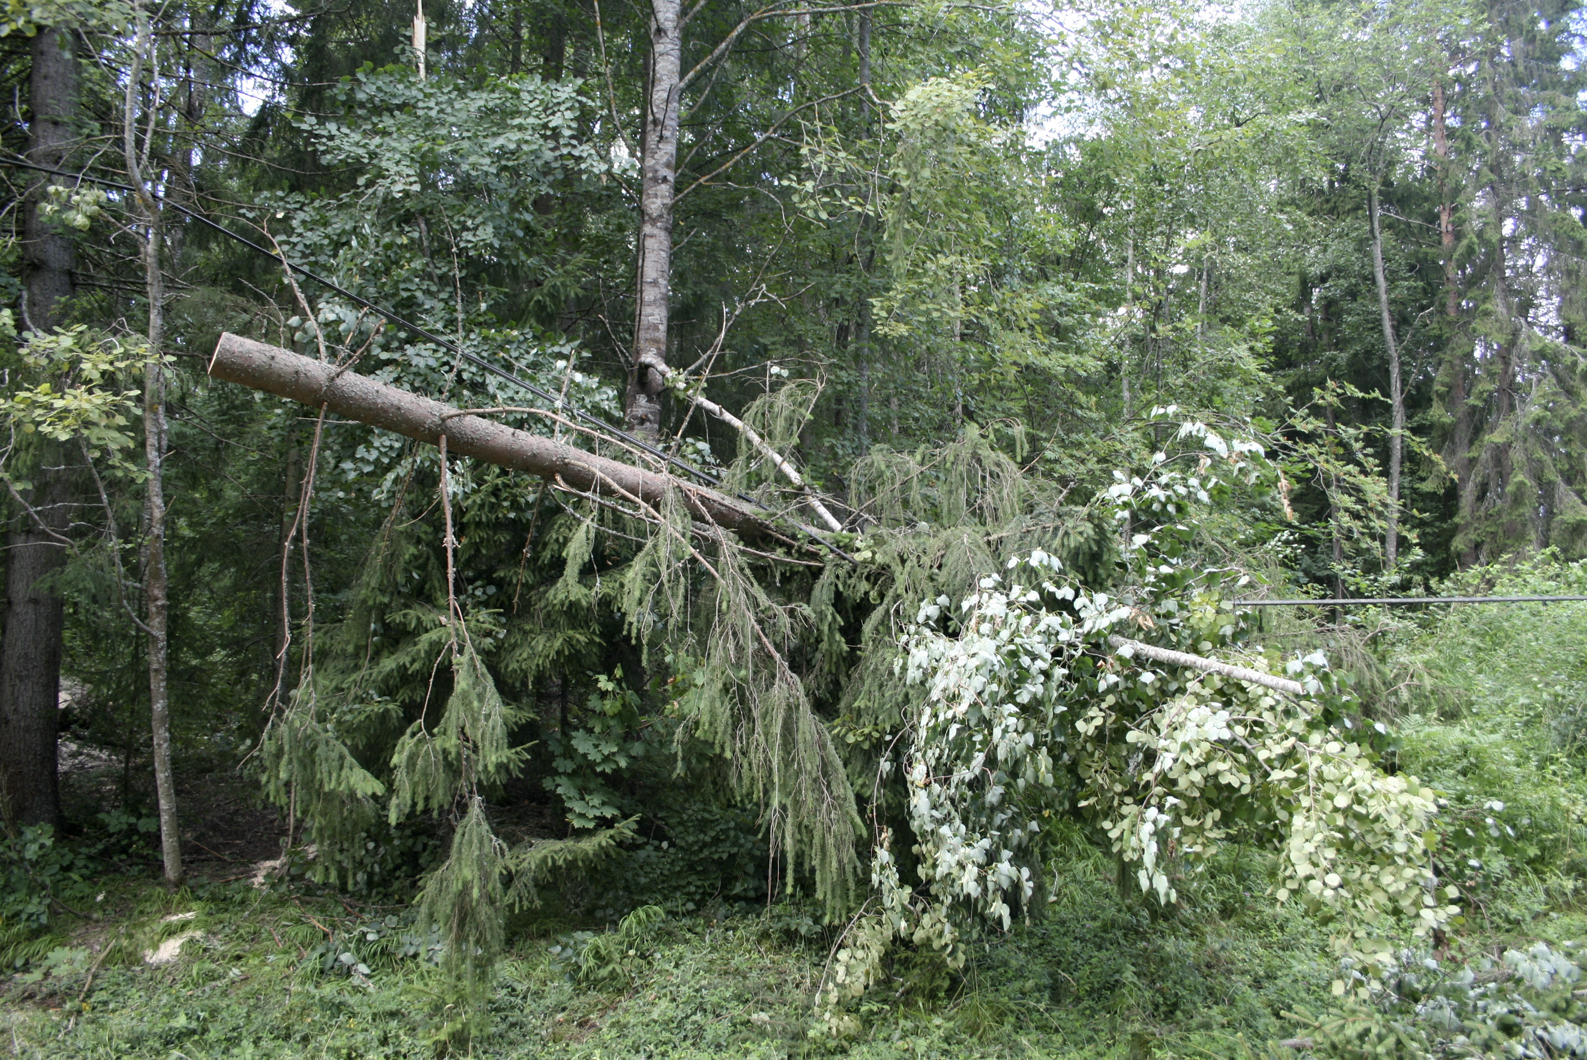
[4,0,1587,1055]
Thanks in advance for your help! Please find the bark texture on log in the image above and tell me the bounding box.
[209,334,777,538]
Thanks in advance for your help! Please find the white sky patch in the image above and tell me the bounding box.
[235,0,299,117]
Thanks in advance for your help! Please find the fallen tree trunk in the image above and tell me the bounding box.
[208,333,779,540]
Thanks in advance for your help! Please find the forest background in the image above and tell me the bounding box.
[4,0,1587,1056]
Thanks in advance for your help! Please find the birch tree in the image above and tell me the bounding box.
[123,0,181,884]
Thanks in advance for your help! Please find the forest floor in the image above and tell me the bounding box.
[0,850,1337,1059]
[8,586,1587,1059]
[2,779,1583,1060]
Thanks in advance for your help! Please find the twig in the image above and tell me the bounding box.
[75,931,119,1005]
[187,839,235,862]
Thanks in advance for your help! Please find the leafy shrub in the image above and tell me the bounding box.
[0,823,97,931]
[305,909,445,982]
[1297,942,1587,1059]
[547,904,665,990]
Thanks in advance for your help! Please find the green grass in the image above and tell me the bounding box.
[0,856,1346,1060]
[4,797,1585,1059]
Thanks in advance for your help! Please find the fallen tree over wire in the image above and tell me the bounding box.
[207,332,785,541]
[211,327,868,944]
[208,333,1456,1032]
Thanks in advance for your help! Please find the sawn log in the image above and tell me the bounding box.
[208,333,778,539]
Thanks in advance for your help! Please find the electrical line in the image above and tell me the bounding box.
[2,155,848,556]
[1237,595,1587,607]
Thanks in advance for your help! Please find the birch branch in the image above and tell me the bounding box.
[1107,635,1306,698]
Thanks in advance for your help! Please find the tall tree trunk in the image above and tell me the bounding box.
[0,452,68,829]
[854,11,873,452]
[412,0,427,80]
[142,239,179,884]
[126,7,182,885]
[857,10,871,102]
[856,301,871,451]
[1432,78,1475,567]
[1368,183,1404,568]
[625,0,683,443]
[20,29,75,331]
[166,11,213,278]
[1489,217,1517,470]
[1196,255,1211,343]
[0,27,78,828]
[1121,235,1134,416]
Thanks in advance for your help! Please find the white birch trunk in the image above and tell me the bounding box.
[125,4,182,885]
[1369,184,1404,568]
[626,0,684,443]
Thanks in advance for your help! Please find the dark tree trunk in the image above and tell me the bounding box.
[20,29,76,332]
[0,27,78,828]
[0,456,69,828]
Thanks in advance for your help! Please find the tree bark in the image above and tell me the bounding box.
[1195,255,1211,343]
[412,0,427,80]
[143,251,180,885]
[0,27,78,829]
[209,334,783,540]
[275,441,301,668]
[1121,235,1134,415]
[20,29,76,332]
[625,0,684,443]
[856,301,871,452]
[1108,636,1305,698]
[126,5,182,885]
[1368,183,1404,568]
[1432,78,1475,568]
[0,453,68,828]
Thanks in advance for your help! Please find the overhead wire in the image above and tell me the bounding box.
[1,154,850,557]
[1237,594,1587,607]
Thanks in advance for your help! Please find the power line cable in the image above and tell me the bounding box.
[1237,595,1587,607]
[2,155,848,556]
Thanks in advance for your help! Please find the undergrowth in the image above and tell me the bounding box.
[9,560,1587,1057]
[0,860,1342,1059]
